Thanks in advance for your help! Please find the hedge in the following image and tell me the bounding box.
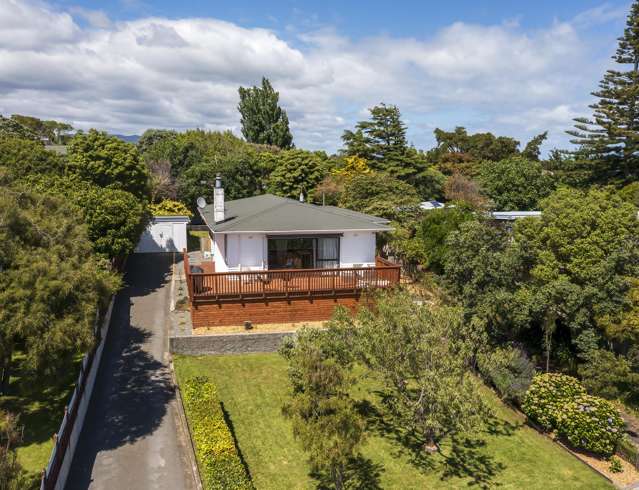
[182,376,253,489]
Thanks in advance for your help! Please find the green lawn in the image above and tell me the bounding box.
[174,353,611,490]
[0,352,81,475]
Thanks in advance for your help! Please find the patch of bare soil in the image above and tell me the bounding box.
[192,320,326,335]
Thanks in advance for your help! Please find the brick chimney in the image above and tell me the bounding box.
[213,173,225,222]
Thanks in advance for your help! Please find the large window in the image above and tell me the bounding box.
[267,236,340,269]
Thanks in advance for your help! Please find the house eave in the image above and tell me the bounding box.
[207,228,393,235]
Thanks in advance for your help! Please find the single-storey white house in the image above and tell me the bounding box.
[197,176,393,272]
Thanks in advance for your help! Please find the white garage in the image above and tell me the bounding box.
[135,216,190,253]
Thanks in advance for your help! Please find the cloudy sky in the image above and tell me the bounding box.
[0,0,632,153]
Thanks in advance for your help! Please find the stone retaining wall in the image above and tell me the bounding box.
[169,331,296,355]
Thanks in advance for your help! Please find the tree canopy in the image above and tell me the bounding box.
[568,1,639,185]
[479,156,555,211]
[338,172,421,221]
[238,77,293,149]
[67,129,151,201]
[341,104,444,199]
[0,187,118,388]
[266,149,329,201]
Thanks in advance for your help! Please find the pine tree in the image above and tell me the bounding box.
[341,103,410,173]
[238,77,293,149]
[341,104,445,198]
[568,1,639,184]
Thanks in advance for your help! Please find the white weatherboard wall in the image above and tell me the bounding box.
[340,231,376,267]
[136,216,189,253]
[212,231,377,271]
[213,233,266,272]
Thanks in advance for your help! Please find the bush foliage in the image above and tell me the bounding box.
[181,377,252,490]
[522,373,585,430]
[557,395,624,456]
[478,346,535,404]
[149,199,193,217]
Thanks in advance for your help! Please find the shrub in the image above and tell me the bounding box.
[609,456,623,473]
[617,436,639,467]
[181,377,252,489]
[478,346,535,404]
[557,395,624,456]
[150,199,193,217]
[522,373,585,430]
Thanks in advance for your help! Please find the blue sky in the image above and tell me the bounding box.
[1,1,633,152]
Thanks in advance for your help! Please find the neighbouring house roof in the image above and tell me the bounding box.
[490,211,542,221]
[199,194,393,233]
[420,200,446,210]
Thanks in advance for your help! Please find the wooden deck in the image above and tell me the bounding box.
[184,252,400,304]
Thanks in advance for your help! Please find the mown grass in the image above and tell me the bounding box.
[0,352,81,475]
[174,353,611,490]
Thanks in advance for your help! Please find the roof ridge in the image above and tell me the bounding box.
[226,193,382,227]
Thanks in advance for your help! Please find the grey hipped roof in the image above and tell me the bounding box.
[199,194,392,233]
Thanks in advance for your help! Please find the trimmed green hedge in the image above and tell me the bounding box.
[182,376,253,489]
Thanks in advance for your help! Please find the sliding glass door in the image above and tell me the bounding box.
[267,236,340,269]
[316,236,339,269]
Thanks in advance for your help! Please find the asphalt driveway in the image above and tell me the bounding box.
[66,253,195,490]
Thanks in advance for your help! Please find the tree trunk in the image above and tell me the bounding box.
[543,313,556,373]
[422,430,438,453]
[332,465,344,490]
[0,348,13,396]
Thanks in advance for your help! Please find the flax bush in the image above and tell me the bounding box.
[182,377,252,490]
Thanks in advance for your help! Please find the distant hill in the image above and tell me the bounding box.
[112,134,141,144]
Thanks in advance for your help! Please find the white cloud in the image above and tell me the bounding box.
[0,0,620,152]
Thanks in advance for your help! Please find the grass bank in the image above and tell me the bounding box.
[0,352,80,476]
[174,353,611,489]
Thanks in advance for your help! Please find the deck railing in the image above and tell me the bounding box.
[183,250,400,302]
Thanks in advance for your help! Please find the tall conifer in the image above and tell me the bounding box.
[569,2,639,184]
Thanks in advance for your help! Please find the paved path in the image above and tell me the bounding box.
[67,254,196,490]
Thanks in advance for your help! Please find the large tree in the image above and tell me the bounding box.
[0,137,65,181]
[0,187,118,392]
[568,1,639,184]
[280,328,365,490]
[266,149,329,201]
[67,129,151,201]
[514,188,639,356]
[338,171,421,221]
[23,175,149,260]
[353,292,489,452]
[238,77,293,149]
[479,156,555,211]
[342,104,444,198]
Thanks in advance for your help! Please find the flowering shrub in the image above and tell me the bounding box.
[149,199,192,217]
[522,373,585,430]
[557,395,625,456]
[182,377,252,489]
